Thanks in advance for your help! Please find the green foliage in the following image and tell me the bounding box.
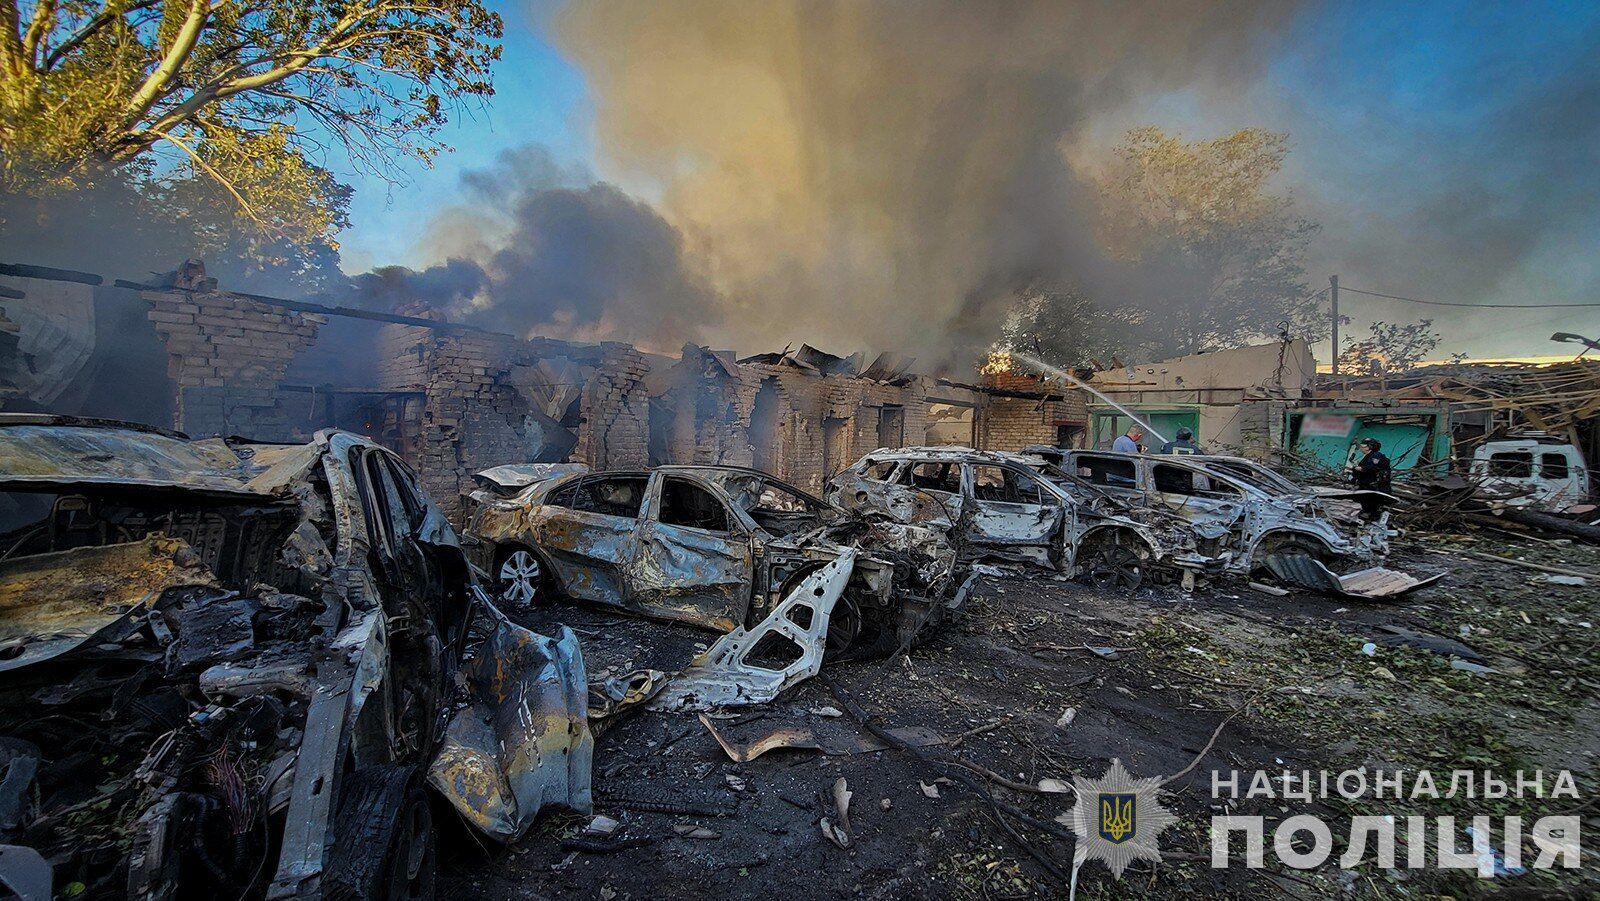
[1337,319,1450,376]
[0,0,502,279]
[1000,127,1321,366]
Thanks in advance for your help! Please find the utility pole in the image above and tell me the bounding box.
[1329,274,1340,376]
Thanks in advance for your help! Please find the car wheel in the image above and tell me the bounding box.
[326,765,436,901]
[496,547,543,608]
[824,593,864,660]
[1088,543,1144,591]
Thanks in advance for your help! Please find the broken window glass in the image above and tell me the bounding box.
[1541,453,1571,480]
[1077,455,1138,487]
[899,461,962,494]
[1488,452,1534,478]
[862,459,899,481]
[549,475,648,518]
[970,465,1045,504]
[659,478,731,532]
[1153,464,1241,499]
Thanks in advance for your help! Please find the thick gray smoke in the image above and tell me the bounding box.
[551,0,1305,366]
[344,146,720,348]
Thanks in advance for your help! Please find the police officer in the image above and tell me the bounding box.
[1349,437,1392,519]
[1160,427,1199,455]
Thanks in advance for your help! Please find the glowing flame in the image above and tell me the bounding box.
[979,352,1014,376]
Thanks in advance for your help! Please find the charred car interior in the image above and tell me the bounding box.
[0,417,589,899]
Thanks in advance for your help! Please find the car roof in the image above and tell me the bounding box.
[860,446,1042,466]
[0,419,333,498]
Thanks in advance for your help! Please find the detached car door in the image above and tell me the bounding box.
[629,473,755,631]
[964,463,1063,561]
[533,473,649,605]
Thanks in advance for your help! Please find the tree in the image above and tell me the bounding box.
[1001,127,1322,367]
[0,0,501,261]
[1337,320,1445,376]
[1097,127,1322,354]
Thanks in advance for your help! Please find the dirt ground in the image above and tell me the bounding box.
[438,531,1599,900]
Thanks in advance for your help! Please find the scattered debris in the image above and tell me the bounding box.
[648,553,854,711]
[672,825,721,840]
[699,711,945,763]
[819,777,853,848]
[1266,555,1444,600]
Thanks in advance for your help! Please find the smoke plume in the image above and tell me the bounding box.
[551,0,1304,366]
[344,146,721,349]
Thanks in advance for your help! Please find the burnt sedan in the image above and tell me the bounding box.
[1056,450,1439,599]
[0,417,589,900]
[826,446,1191,589]
[464,464,963,659]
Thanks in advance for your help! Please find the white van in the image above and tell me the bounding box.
[1470,435,1590,511]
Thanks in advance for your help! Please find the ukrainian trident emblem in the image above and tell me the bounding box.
[1065,759,1176,878]
[1098,792,1137,844]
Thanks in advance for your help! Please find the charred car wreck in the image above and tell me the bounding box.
[828,446,1438,600]
[1057,450,1439,599]
[464,464,969,707]
[0,417,590,900]
[827,447,1192,590]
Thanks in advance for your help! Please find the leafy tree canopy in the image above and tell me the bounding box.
[1000,127,1323,367]
[0,0,501,284]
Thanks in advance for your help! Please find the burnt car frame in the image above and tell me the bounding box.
[464,464,960,659]
[0,416,588,900]
[826,446,1189,589]
[1059,449,1391,572]
[1048,449,1440,598]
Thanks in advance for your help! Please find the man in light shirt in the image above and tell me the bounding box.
[1112,425,1144,454]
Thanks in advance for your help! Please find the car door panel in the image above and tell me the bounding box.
[531,508,638,605]
[627,474,754,630]
[965,463,1061,555]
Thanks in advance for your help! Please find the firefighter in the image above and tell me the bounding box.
[1160,427,1199,455]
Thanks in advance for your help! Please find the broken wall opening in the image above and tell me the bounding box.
[822,416,850,477]
[751,377,781,473]
[877,404,905,449]
[925,402,974,446]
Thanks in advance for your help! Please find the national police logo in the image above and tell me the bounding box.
[1064,759,1176,878]
[1098,792,1137,844]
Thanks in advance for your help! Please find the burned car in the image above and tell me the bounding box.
[1058,450,1439,598]
[0,416,589,900]
[826,447,1191,589]
[464,464,964,662]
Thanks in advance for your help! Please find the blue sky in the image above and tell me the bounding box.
[337,3,591,273]
[336,0,1600,359]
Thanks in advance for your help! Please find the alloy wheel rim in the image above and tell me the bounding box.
[498,550,540,606]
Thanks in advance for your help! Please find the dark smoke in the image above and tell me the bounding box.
[342,147,721,348]
[552,0,1305,366]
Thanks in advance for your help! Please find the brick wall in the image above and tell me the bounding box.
[974,392,1087,452]
[144,288,324,440]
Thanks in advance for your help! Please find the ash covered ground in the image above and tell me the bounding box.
[439,534,1600,900]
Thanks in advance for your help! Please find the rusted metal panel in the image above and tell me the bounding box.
[0,536,214,672]
[650,550,854,711]
[0,417,313,497]
[430,600,593,841]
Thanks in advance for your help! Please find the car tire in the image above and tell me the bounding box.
[325,764,436,901]
[1084,535,1145,591]
[494,546,545,609]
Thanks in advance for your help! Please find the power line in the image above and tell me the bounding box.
[1339,285,1600,309]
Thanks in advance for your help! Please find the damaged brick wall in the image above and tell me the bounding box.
[975,396,1087,452]
[375,322,536,512]
[144,285,324,440]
